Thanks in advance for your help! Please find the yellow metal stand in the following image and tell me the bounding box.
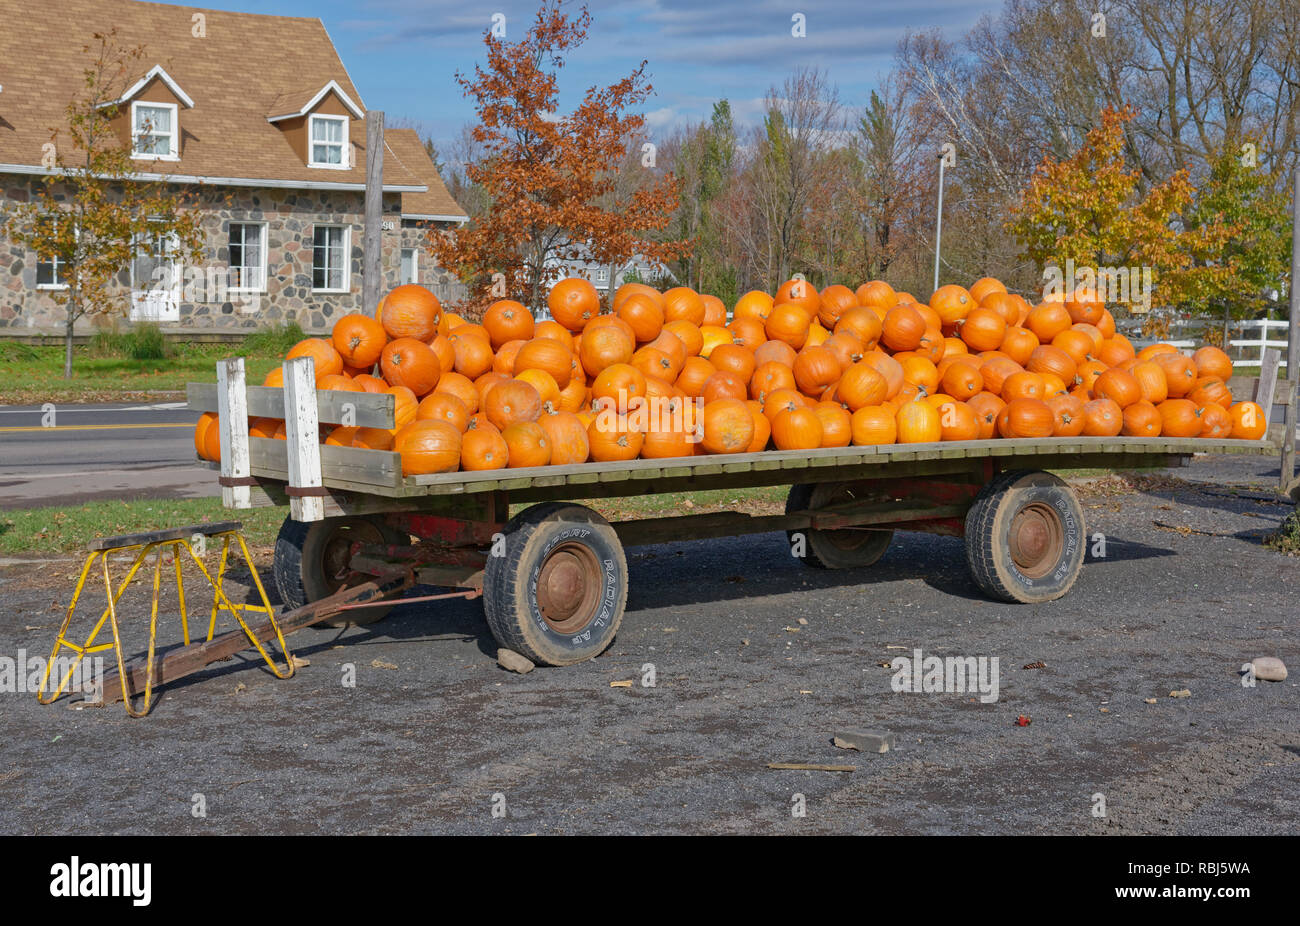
[36,521,294,717]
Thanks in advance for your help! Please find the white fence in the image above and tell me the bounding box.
[1227,320,1290,369]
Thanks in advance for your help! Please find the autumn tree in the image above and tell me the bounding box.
[430,3,688,314]
[1006,106,1197,311]
[1175,140,1292,331]
[2,30,203,378]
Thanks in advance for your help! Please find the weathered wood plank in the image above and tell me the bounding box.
[215,358,251,510]
[283,357,325,522]
[188,381,395,428]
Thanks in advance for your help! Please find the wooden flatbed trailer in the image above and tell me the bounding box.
[183,353,1291,669]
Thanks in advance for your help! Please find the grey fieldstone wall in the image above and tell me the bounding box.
[0,177,466,334]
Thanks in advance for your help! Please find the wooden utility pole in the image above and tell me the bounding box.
[1285,167,1300,501]
[363,110,385,312]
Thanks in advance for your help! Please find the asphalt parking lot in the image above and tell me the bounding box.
[1,458,1296,835]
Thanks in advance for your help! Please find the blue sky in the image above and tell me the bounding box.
[163,0,999,146]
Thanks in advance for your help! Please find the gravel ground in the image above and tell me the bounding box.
[1,454,1296,835]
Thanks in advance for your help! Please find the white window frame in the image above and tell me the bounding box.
[312,224,351,293]
[36,216,72,290]
[308,114,349,169]
[228,221,268,293]
[400,247,419,285]
[131,101,179,160]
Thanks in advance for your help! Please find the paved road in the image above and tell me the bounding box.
[0,403,214,509]
[0,458,1295,835]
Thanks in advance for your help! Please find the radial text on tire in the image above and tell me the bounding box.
[483,503,628,666]
[964,469,1085,603]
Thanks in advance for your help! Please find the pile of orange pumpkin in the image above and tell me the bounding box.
[193,276,1269,475]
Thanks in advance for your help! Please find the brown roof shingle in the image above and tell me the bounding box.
[0,0,458,201]
[385,129,469,221]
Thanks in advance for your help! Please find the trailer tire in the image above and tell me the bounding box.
[964,470,1085,604]
[273,515,408,626]
[483,503,627,666]
[786,482,893,569]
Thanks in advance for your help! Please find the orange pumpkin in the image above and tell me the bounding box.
[416,392,470,432]
[617,292,666,342]
[1193,346,1233,382]
[378,284,443,341]
[1229,401,1267,440]
[492,339,525,376]
[1157,399,1203,438]
[850,405,896,444]
[1188,376,1232,409]
[194,412,221,461]
[770,406,822,450]
[537,407,590,464]
[332,314,388,368]
[937,400,980,441]
[958,307,1006,352]
[834,307,883,349]
[381,338,441,396]
[941,360,984,401]
[1153,353,1197,397]
[881,305,926,352]
[513,337,573,389]
[967,393,1006,439]
[1026,345,1078,387]
[1025,303,1071,343]
[548,278,601,332]
[728,316,768,351]
[930,284,974,328]
[578,324,634,378]
[393,420,461,475]
[792,346,841,396]
[1131,361,1169,404]
[484,379,542,430]
[287,337,344,381]
[502,421,552,468]
[662,287,706,326]
[1001,371,1046,402]
[1092,368,1142,409]
[855,280,897,310]
[591,363,647,412]
[449,329,495,379]
[460,419,510,471]
[1121,400,1162,437]
[1046,393,1086,437]
[733,290,775,323]
[700,294,727,327]
[979,356,1023,397]
[774,278,821,315]
[710,343,757,383]
[641,397,699,459]
[998,326,1040,366]
[765,302,812,350]
[664,320,704,358]
[750,361,798,402]
[1199,403,1232,438]
[701,370,749,405]
[675,356,718,398]
[811,402,852,447]
[1080,398,1122,436]
[896,399,942,443]
[997,398,1054,438]
[481,300,535,349]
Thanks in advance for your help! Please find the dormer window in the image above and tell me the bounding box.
[309,114,348,168]
[132,102,179,159]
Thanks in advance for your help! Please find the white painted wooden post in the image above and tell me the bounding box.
[1257,348,1280,423]
[216,357,252,509]
[283,356,325,522]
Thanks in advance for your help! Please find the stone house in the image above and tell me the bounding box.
[0,0,467,335]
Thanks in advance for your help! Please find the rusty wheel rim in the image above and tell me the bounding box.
[535,542,602,634]
[322,521,384,592]
[1008,502,1062,579]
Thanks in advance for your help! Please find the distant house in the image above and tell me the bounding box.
[535,246,672,319]
[0,0,467,334]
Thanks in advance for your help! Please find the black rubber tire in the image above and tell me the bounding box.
[785,482,893,569]
[964,470,1085,603]
[273,515,409,626]
[483,503,627,666]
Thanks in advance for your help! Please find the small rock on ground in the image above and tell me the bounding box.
[498,649,535,674]
[1251,657,1288,682]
